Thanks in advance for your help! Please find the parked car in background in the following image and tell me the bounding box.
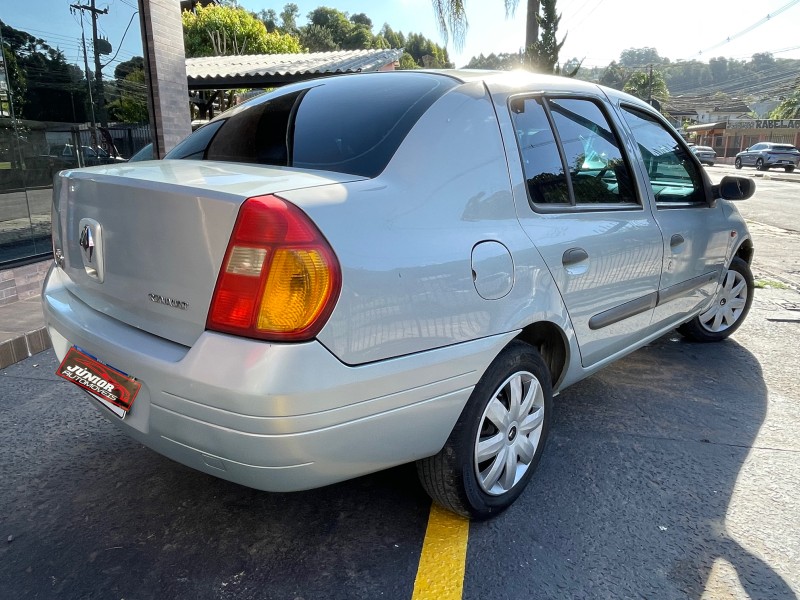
[691,145,716,166]
[127,143,154,162]
[49,144,127,168]
[43,71,756,520]
[735,142,799,172]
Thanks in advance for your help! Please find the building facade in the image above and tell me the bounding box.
[0,0,190,273]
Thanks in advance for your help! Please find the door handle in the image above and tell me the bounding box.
[562,247,589,266]
[670,234,685,249]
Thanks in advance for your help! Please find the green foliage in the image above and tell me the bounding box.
[599,61,627,90]
[106,68,149,123]
[526,0,565,74]
[770,87,800,119]
[465,52,524,70]
[404,32,452,68]
[0,20,89,122]
[182,4,302,57]
[398,52,420,70]
[619,47,668,67]
[299,24,338,52]
[114,56,144,81]
[623,70,669,102]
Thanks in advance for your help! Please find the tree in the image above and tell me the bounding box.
[431,0,543,50]
[619,47,667,67]
[526,0,566,73]
[465,52,523,70]
[599,61,627,90]
[350,13,372,28]
[623,69,669,104]
[306,7,352,46]
[431,1,574,74]
[770,85,800,119]
[0,20,89,122]
[107,68,149,123]
[182,4,302,57]
[114,56,145,81]
[299,24,338,52]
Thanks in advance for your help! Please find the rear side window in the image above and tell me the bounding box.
[510,95,638,209]
[168,73,456,178]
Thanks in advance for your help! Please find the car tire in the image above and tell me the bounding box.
[416,340,552,520]
[755,158,765,171]
[786,166,795,173]
[734,158,742,169]
[678,256,753,343]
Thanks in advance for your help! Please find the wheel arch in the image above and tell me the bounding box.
[734,238,754,266]
[514,320,569,390]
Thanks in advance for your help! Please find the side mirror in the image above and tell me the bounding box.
[715,175,755,201]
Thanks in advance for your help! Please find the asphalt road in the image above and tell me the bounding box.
[1,177,799,599]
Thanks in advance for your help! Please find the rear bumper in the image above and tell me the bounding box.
[43,266,515,491]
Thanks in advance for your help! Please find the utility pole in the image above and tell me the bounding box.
[70,0,109,128]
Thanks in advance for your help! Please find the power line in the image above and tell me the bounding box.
[683,0,800,59]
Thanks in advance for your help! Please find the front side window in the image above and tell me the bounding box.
[510,96,638,209]
[621,107,706,205]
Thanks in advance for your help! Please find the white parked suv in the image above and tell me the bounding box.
[43,71,755,519]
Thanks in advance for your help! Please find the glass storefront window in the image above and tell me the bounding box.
[1,1,152,266]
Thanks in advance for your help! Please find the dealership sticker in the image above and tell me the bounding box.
[57,347,141,414]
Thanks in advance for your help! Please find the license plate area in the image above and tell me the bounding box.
[57,347,141,417]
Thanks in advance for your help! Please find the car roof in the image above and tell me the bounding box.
[416,69,652,107]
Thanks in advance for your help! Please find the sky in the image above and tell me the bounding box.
[236,0,800,68]
[2,0,799,72]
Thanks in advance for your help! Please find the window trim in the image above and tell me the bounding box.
[508,92,643,214]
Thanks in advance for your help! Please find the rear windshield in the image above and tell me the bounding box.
[771,144,796,151]
[166,72,456,177]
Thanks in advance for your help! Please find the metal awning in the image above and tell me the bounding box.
[186,49,404,90]
[686,122,728,132]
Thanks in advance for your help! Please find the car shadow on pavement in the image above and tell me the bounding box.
[465,333,796,599]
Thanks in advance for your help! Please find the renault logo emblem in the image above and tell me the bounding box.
[79,225,94,263]
[78,218,104,282]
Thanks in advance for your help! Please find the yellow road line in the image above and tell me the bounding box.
[411,503,470,600]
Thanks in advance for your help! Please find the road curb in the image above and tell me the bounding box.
[0,327,52,370]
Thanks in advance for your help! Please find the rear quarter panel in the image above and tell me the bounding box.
[286,81,571,365]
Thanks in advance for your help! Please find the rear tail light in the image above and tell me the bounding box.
[207,194,341,341]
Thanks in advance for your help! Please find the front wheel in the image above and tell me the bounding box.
[734,158,742,169]
[678,256,753,342]
[755,158,765,171]
[417,341,552,519]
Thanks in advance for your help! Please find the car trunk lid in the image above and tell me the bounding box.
[54,160,363,347]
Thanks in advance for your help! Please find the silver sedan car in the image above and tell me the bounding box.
[43,71,756,519]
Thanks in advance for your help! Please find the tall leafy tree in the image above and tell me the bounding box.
[182,4,302,57]
[623,69,669,104]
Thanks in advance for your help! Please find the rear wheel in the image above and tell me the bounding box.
[678,256,753,342]
[417,341,552,519]
[755,158,765,171]
[786,166,795,173]
[734,158,742,169]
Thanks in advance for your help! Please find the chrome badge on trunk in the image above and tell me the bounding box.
[78,218,104,282]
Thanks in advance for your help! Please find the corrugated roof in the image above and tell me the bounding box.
[186,49,405,90]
